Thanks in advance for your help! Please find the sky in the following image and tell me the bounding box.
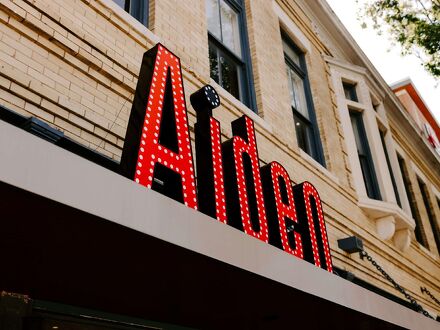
[326,0,439,123]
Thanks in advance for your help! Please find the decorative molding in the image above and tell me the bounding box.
[273,0,311,53]
[376,215,396,241]
[394,228,412,252]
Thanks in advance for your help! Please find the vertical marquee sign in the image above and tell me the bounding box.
[121,43,333,273]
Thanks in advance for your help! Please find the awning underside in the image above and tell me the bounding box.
[0,181,404,329]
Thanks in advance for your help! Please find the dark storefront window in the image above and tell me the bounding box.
[397,155,427,247]
[22,300,195,330]
[283,34,325,166]
[417,178,440,254]
[349,111,381,200]
[379,130,401,207]
[206,0,255,110]
[113,0,148,26]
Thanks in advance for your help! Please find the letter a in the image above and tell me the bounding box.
[121,43,197,210]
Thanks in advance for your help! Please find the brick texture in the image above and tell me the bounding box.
[0,0,439,316]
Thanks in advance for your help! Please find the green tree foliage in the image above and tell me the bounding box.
[358,0,440,78]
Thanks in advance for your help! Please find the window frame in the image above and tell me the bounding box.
[343,82,358,102]
[206,0,257,111]
[379,129,401,207]
[282,32,325,166]
[349,110,381,200]
[397,154,427,247]
[113,0,149,26]
[417,178,440,254]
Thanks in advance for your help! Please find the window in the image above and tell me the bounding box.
[283,34,325,165]
[418,179,440,254]
[379,130,401,207]
[113,0,148,26]
[349,111,381,200]
[397,155,427,247]
[206,0,255,109]
[343,82,358,102]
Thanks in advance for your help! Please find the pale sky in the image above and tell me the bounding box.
[326,0,440,123]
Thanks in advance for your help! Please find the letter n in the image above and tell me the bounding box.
[293,182,333,272]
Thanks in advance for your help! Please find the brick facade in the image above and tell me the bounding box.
[0,0,439,318]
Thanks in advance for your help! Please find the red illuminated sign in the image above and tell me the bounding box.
[261,162,303,259]
[121,44,197,209]
[222,115,269,243]
[121,43,333,272]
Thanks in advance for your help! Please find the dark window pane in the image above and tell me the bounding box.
[358,155,376,200]
[350,114,365,155]
[130,0,148,25]
[380,131,401,207]
[293,113,312,155]
[349,111,381,200]
[343,82,358,102]
[418,179,440,254]
[293,113,320,161]
[397,155,427,247]
[220,53,240,100]
[209,44,220,84]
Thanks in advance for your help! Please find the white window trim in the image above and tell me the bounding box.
[272,1,311,53]
[327,60,415,249]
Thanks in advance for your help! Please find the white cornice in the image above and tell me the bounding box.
[323,55,366,75]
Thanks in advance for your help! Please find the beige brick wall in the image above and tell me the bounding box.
[0,0,439,316]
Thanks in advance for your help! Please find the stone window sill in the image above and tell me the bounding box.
[358,197,415,251]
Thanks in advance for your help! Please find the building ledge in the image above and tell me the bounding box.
[358,198,415,251]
